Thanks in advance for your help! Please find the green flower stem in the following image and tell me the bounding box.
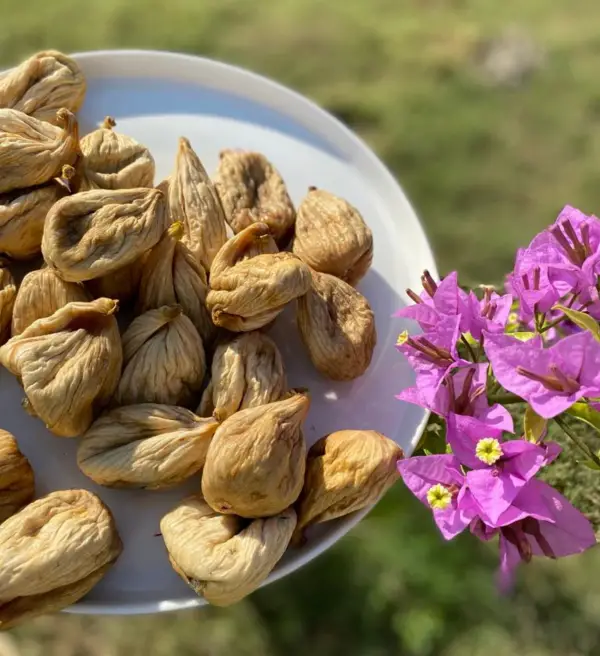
[486,392,525,405]
[555,414,600,469]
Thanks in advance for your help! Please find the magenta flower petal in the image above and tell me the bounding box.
[466,468,525,524]
[394,303,440,331]
[484,332,590,418]
[397,454,464,505]
[497,535,522,593]
[397,455,477,540]
[446,414,503,469]
[528,480,597,557]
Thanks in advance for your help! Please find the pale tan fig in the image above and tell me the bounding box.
[0,50,86,124]
[200,332,287,422]
[293,430,403,543]
[77,404,219,489]
[168,137,227,272]
[292,188,373,286]
[114,306,206,408]
[0,264,16,345]
[77,116,155,191]
[297,270,376,381]
[0,165,75,260]
[0,108,79,193]
[0,489,122,629]
[216,149,295,244]
[202,391,310,518]
[86,255,145,304]
[42,187,168,282]
[11,267,90,336]
[0,298,123,437]
[0,430,34,524]
[207,222,311,332]
[161,494,296,606]
[137,222,216,345]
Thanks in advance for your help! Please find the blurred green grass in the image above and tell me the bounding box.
[3,1,600,654]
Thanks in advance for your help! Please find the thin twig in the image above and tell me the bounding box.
[555,414,600,468]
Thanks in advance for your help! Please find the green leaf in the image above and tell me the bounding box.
[566,402,600,435]
[582,456,600,471]
[415,414,447,455]
[553,305,600,341]
[524,405,547,442]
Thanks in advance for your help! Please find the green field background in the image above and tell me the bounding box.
[3,1,600,654]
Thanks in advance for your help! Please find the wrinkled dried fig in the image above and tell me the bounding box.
[0,430,34,524]
[297,270,376,381]
[0,298,123,437]
[216,149,295,244]
[77,404,218,489]
[0,108,79,193]
[202,391,309,518]
[0,264,15,345]
[168,138,227,272]
[0,489,122,629]
[200,332,286,422]
[12,267,90,336]
[207,222,311,331]
[0,165,75,260]
[161,494,296,606]
[0,50,86,124]
[86,255,145,304]
[293,430,402,543]
[42,187,168,282]
[77,116,155,191]
[292,188,373,286]
[114,305,206,408]
[137,222,216,346]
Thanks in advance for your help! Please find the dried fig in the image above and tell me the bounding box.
[86,256,145,304]
[0,165,75,260]
[0,489,122,629]
[216,149,295,244]
[161,494,296,606]
[293,430,402,543]
[168,137,227,272]
[0,430,34,524]
[114,306,206,408]
[0,108,79,193]
[0,264,15,345]
[207,222,311,332]
[292,188,373,286]
[0,50,86,124]
[77,404,218,489]
[42,187,168,282]
[0,298,123,437]
[200,332,286,422]
[11,267,90,336]
[202,391,310,518]
[77,116,155,191]
[137,222,216,346]
[297,270,376,381]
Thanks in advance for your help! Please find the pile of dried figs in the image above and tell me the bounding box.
[0,50,404,627]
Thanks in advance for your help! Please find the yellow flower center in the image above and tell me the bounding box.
[475,438,503,465]
[396,331,409,346]
[426,484,452,510]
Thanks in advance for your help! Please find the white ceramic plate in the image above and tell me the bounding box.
[0,50,437,614]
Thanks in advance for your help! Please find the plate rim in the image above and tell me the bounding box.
[25,48,437,615]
